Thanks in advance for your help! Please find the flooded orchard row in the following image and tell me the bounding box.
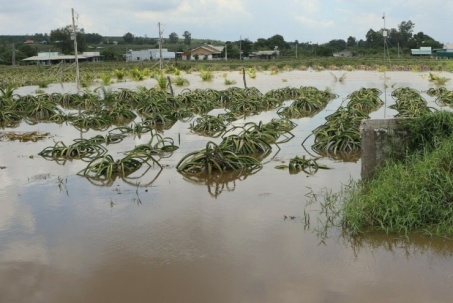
[1,70,453,303]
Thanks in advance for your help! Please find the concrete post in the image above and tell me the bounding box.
[360,118,410,180]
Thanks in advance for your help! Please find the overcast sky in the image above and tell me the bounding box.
[0,0,451,44]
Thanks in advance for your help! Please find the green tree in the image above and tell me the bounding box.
[50,26,86,54]
[33,33,48,43]
[326,39,347,51]
[398,20,415,48]
[222,42,240,59]
[316,45,334,56]
[408,32,442,49]
[85,33,103,44]
[123,32,135,44]
[18,44,37,57]
[266,34,290,51]
[387,28,401,48]
[183,31,191,46]
[0,45,13,65]
[365,29,382,49]
[101,49,121,61]
[346,36,357,47]
[169,32,179,44]
[50,26,72,53]
[254,38,268,50]
[241,38,253,56]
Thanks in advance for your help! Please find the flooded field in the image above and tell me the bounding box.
[1,70,453,303]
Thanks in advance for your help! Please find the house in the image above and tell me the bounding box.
[23,52,102,65]
[411,46,432,56]
[249,50,280,60]
[333,50,353,57]
[190,44,224,60]
[124,49,175,62]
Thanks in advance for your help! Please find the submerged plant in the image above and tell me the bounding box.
[173,76,190,86]
[99,73,113,86]
[0,131,49,142]
[288,155,330,174]
[114,68,127,81]
[39,139,107,161]
[428,72,450,86]
[127,132,179,158]
[155,72,168,90]
[78,152,161,182]
[200,70,213,81]
[190,114,228,137]
[176,141,262,177]
[224,78,236,86]
[246,67,257,79]
[427,87,453,107]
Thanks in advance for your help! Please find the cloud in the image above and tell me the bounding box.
[0,0,451,43]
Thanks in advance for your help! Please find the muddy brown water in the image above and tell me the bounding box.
[1,70,453,303]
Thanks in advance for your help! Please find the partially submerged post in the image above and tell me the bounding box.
[242,68,247,89]
[360,118,410,180]
[167,76,174,96]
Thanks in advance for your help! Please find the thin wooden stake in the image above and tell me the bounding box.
[167,76,174,96]
[242,68,247,89]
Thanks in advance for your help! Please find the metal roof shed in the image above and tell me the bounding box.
[411,47,432,56]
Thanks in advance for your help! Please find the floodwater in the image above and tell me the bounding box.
[1,70,453,303]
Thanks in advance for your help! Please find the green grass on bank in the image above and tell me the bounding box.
[341,111,453,237]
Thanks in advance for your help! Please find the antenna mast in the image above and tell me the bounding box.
[382,12,388,118]
[383,12,387,62]
[71,8,80,91]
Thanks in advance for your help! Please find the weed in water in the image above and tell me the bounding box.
[224,78,236,85]
[200,70,213,81]
[174,76,190,86]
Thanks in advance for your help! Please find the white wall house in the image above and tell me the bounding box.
[124,49,175,62]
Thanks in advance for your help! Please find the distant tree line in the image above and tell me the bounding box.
[0,19,444,64]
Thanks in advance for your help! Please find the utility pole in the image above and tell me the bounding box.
[239,36,242,60]
[224,43,228,60]
[382,12,388,118]
[382,12,387,62]
[158,22,164,71]
[71,8,80,91]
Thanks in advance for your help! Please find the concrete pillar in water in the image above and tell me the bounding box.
[360,118,410,180]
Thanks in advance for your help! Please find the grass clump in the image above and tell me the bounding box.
[114,69,127,81]
[224,78,236,85]
[99,73,112,86]
[428,72,450,86]
[341,111,453,237]
[200,70,213,81]
[173,76,189,86]
[155,72,167,90]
